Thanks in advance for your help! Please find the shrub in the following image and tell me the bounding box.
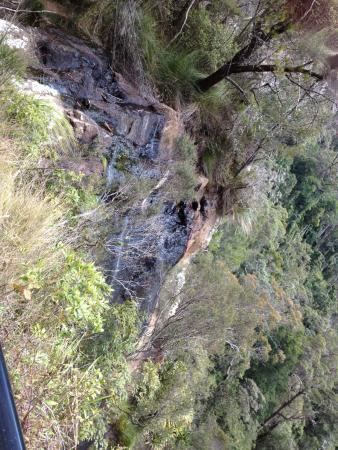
[46,169,99,217]
[2,246,140,448]
[155,49,203,100]
[192,82,229,123]
[210,221,250,271]
[4,90,73,157]
[54,252,111,333]
[138,10,163,76]
[131,350,212,450]
[200,138,236,192]
[179,7,237,71]
[0,42,26,88]
[78,0,148,85]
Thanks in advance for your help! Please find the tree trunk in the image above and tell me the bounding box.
[258,389,306,437]
[196,20,291,91]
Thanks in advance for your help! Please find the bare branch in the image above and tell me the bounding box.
[225,76,250,103]
[168,0,198,46]
[0,6,62,15]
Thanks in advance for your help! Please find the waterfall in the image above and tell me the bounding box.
[113,215,130,280]
[140,115,163,159]
[149,117,160,156]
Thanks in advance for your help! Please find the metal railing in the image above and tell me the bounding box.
[0,346,25,450]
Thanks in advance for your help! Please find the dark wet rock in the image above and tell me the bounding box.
[159,204,190,266]
[26,26,166,156]
[127,112,163,148]
[66,109,99,144]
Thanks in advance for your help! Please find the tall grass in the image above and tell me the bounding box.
[0,148,63,287]
[0,40,66,285]
[155,49,203,99]
[78,0,147,86]
[0,41,25,88]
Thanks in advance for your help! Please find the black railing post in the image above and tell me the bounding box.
[0,346,26,450]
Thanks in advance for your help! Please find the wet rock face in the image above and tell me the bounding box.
[36,29,114,96]
[33,27,164,148]
[107,202,191,311]
[26,25,193,306]
[160,203,192,266]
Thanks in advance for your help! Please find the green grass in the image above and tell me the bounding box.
[0,146,63,289]
[155,49,203,100]
[46,169,99,217]
[0,42,26,88]
[4,90,74,158]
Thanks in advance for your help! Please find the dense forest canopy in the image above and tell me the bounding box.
[0,0,337,449]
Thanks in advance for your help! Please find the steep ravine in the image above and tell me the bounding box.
[7,19,219,326]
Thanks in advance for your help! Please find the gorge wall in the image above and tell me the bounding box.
[4,17,218,321]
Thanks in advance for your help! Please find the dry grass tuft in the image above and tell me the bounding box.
[0,143,63,289]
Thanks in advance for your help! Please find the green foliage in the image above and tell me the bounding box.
[201,147,336,450]
[180,7,237,71]
[54,252,110,333]
[258,422,299,450]
[210,221,251,271]
[0,42,26,87]
[116,414,139,448]
[77,0,117,43]
[109,300,140,356]
[155,49,203,100]
[75,300,140,446]
[138,10,163,75]
[284,155,337,313]
[189,415,229,450]
[206,379,263,450]
[130,348,213,449]
[156,253,242,353]
[192,82,229,122]
[247,326,305,418]
[135,360,162,402]
[212,200,288,272]
[4,90,73,157]
[46,169,99,216]
[3,253,140,448]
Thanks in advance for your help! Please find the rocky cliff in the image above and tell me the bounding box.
[3,17,218,326]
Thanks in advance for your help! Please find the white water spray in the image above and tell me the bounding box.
[113,216,130,280]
